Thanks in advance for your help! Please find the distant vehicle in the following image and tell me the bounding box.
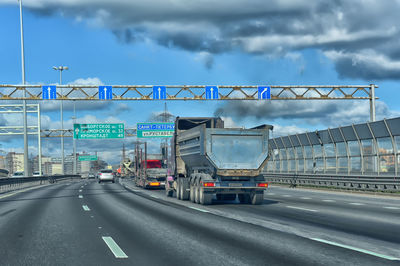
[135,153,167,189]
[88,173,96,179]
[33,171,42,177]
[12,171,25,178]
[0,169,9,178]
[98,169,115,183]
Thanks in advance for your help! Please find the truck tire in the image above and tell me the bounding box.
[200,189,212,205]
[181,178,190,200]
[194,181,200,204]
[251,192,264,205]
[190,182,195,202]
[238,194,250,204]
[177,179,182,200]
[166,187,173,197]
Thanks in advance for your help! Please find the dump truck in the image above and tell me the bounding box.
[134,146,168,189]
[165,117,272,205]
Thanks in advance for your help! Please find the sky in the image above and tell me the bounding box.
[0,0,399,165]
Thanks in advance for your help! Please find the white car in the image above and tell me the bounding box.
[12,171,25,178]
[98,169,115,183]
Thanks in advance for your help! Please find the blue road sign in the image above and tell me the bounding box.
[258,86,271,100]
[205,86,219,99]
[42,85,57,100]
[99,86,113,100]
[153,86,166,100]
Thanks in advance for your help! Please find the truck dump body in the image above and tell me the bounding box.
[178,125,269,172]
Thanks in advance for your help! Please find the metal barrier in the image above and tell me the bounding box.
[264,173,400,192]
[0,175,81,194]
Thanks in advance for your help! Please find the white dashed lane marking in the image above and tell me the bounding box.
[301,197,312,200]
[102,236,128,259]
[82,205,90,211]
[349,202,364,206]
[383,206,400,210]
[322,199,336,202]
[78,195,83,199]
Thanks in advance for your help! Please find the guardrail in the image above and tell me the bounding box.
[0,175,81,194]
[263,173,400,192]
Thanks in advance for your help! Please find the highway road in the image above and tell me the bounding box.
[0,179,399,266]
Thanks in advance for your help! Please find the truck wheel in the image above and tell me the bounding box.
[190,183,195,202]
[194,182,200,204]
[166,186,173,197]
[181,179,190,200]
[251,192,264,205]
[200,189,212,205]
[176,179,182,200]
[238,194,250,204]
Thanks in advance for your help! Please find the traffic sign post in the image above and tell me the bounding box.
[99,86,113,100]
[42,85,57,100]
[137,122,174,138]
[153,86,166,100]
[205,86,219,99]
[258,86,271,100]
[74,123,124,139]
[78,155,98,161]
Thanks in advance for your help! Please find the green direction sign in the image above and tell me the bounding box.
[78,155,98,161]
[74,123,125,139]
[137,122,174,138]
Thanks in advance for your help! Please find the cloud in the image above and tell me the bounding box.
[214,99,400,128]
[148,110,175,122]
[195,52,214,69]
[4,0,400,78]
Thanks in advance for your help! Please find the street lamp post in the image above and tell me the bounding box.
[19,0,29,177]
[53,66,68,175]
[73,101,77,174]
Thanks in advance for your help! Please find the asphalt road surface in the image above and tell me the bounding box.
[0,179,399,266]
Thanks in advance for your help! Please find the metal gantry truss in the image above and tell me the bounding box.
[0,84,376,101]
[0,84,378,121]
[0,104,42,174]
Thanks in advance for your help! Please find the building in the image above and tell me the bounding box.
[0,155,6,169]
[5,152,24,174]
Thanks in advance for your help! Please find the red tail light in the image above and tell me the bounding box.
[203,182,215,187]
[257,183,269,188]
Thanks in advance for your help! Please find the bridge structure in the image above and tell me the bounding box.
[0,84,382,184]
[264,117,400,190]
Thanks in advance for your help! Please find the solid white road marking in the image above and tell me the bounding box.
[349,202,364,206]
[102,236,128,258]
[383,206,400,210]
[78,195,83,199]
[286,206,318,212]
[282,195,291,197]
[82,205,90,211]
[322,199,336,202]
[189,206,210,213]
[311,238,400,261]
[267,193,275,195]
[301,197,312,200]
[150,195,159,199]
